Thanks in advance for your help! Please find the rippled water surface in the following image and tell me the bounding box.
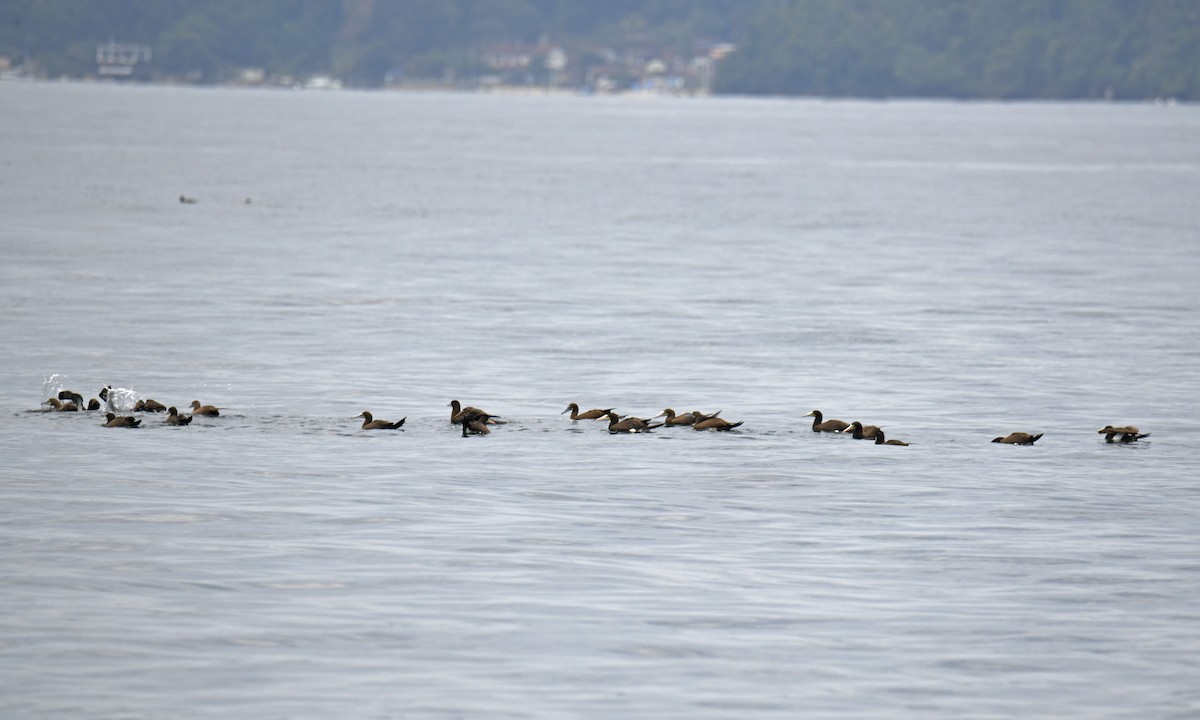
[2,82,1199,718]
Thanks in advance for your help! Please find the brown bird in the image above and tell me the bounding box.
[805,410,849,433]
[43,398,78,411]
[58,390,84,406]
[873,429,909,446]
[103,413,141,428]
[653,408,701,426]
[1098,425,1149,443]
[562,403,614,421]
[992,432,1043,445]
[845,421,881,440]
[163,407,192,426]
[356,411,406,430]
[190,400,220,416]
[85,398,101,411]
[456,406,499,436]
[605,411,663,433]
[693,415,743,431]
[449,400,502,425]
[134,399,168,412]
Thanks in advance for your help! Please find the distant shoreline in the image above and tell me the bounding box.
[2,75,1192,107]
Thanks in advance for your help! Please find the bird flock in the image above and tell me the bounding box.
[38,385,1149,445]
[41,385,219,429]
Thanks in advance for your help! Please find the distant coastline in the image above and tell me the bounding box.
[2,1,1195,102]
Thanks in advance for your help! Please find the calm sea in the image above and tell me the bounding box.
[1,82,1198,719]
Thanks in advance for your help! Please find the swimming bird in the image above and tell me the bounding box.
[693,415,743,431]
[845,421,881,440]
[653,408,701,426]
[1098,425,1149,443]
[449,400,501,425]
[562,403,614,421]
[992,432,1043,445]
[179,194,197,204]
[58,390,84,406]
[356,411,406,430]
[134,399,168,412]
[43,398,78,411]
[98,385,112,402]
[163,407,192,426]
[456,407,499,436]
[605,411,663,433]
[103,413,141,428]
[190,400,220,416]
[873,429,909,446]
[805,410,849,433]
[85,398,101,411]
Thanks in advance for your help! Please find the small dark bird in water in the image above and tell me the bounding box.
[1098,425,1149,443]
[456,407,499,436]
[805,410,849,433]
[653,408,701,426]
[179,194,197,204]
[356,411,406,430]
[693,414,743,431]
[992,432,1043,445]
[85,398,101,411]
[134,399,167,412]
[103,413,141,428]
[562,403,614,421]
[449,400,502,425]
[43,398,78,411]
[190,400,220,416]
[605,411,663,433]
[99,385,112,402]
[163,407,192,426]
[845,421,881,440]
[873,429,909,446]
[58,390,84,406]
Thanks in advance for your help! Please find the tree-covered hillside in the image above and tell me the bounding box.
[716,0,1200,100]
[2,0,1196,99]
[1,0,745,84]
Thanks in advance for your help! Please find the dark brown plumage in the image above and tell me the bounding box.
[562,403,614,421]
[43,398,78,411]
[693,415,743,431]
[654,408,701,426]
[103,413,141,428]
[449,400,502,425]
[1098,425,1149,443]
[605,411,663,433]
[873,429,909,446]
[134,398,167,412]
[85,398,101,411]
[845,421,881,440]
[190,400,220,416]
[992,432,1043,445]
[805,410,849,433]
[163,407,192,426]
[456,407,499,436]
[356,411,406,430]
[58,390,84,406]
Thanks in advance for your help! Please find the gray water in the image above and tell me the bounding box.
[1,82,1198,718]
